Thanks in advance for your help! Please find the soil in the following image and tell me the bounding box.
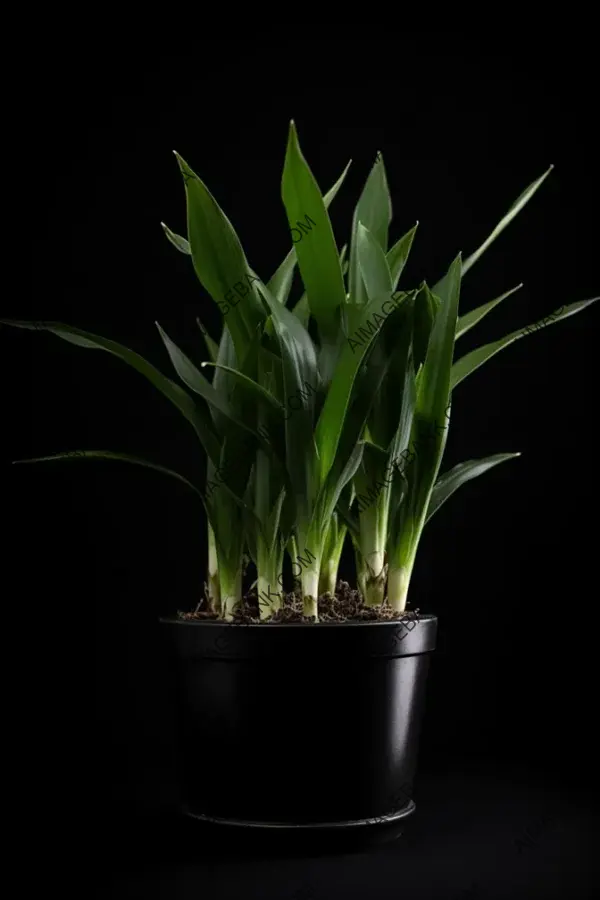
[178,580,420,625]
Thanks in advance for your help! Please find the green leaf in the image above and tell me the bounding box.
[195,317,219,362]
[455,284,523,340]
[0,319,221,466]
[161,222,190,255]
[199,361,285,415]
[356,222,393,302]
[12,450,204,498]
[387,223,419,291]
[155,321,272,454]
[255,282,320,528]
[462,166,554,276]
[315,290,415,486]
[281,121,347,341]
[392,254,462,566]
[268,160,352,307]
[173,151,265,362]
[413,282,441,372]
[417,255,462,424]
[349,152,393,306]
[426,453,521,523]
[451,296,600,389]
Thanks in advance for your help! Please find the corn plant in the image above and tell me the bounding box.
[2,123,597,621]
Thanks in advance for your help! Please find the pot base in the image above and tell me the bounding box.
[181,800,416,854]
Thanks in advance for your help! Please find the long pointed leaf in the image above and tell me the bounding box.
[173,151,264,362]
[387,223,419,291]
[268,160,352,306]
[315,290,415,486]
[426,453,521,523]
[0,319,221,466]
[161,222,190,255]
[462,166,554,275]
[12,450,204,498]
[451,297,600,389]
[195,317,219,362]
[199,361,285,414]
[456,284,523,339]
[349,152,393,306]
[282,121,347,341]
[155,321,272,454]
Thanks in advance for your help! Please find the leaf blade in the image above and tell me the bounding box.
[426,453,521,523]
[451,297,600,389]
[455,284,523,340]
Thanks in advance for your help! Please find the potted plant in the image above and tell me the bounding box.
[2,123,597,849]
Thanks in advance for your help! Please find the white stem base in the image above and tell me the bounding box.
[302,567,320,619]
[388,565,412,613]
[257,574,282,619]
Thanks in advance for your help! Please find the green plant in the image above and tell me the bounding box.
[3,124,597,620]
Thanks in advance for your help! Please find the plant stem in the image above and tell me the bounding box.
[301,562,321,619]
[256,552,283,620]
[219,566,242,620]
[318,559,337,596]
[318,521,346,596]
[207,526,221,615]
[364,559,387,607]
[387,562,413,612]
[359,499,388,607]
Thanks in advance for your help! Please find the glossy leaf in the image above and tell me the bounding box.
[425,453,521,523]
[282,121,347,342]
[268,160,352,306]
[451,296,600,389]
[0,319,221,466]
[349,152,392,306]
[455,284,523,339]
[155,321,272,454]
[161,222,190,255]
[462,166,554,275]
[195,317,219,362]
[387,223,419,291]
[12,449,204,499]
[173,151,265,361]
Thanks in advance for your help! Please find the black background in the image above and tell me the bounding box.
[3,38,598,898]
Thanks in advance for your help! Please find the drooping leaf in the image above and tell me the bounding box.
[155,321,272,455]
[199,361,285,415]
[451,297,600,389]
[425,453,521,523]
[0,319,221,466]
[12,449,205,499]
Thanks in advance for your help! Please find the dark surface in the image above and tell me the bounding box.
[2,36,598,899]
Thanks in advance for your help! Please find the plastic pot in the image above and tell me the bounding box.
[160,614,437,851]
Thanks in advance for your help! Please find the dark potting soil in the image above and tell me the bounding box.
[178,580,420,625]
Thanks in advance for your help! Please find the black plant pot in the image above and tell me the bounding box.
[160,614,437,852]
